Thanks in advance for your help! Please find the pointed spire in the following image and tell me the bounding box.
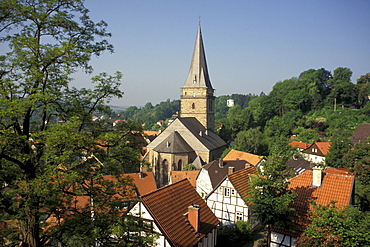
[183,24,213,89]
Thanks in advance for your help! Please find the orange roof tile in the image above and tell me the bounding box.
[143,130,159,137]
[223,149,264,166]
[274,168,355,237]
[228,166,258,199]
[314,142,331,155]
[288,141,311,150]
[73,172,157,209]
[103,172,157,196]
[141,179,219,247]
[171,170,200,187]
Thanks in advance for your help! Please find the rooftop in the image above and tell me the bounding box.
[141,179,219,247]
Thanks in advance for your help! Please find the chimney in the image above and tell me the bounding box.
[188,204,200,232]
[228,166,234,175]
[312,166,323,187]
[139,171,144,179]
[218,159,224,168]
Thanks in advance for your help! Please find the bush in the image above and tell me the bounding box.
[217,221,252,246]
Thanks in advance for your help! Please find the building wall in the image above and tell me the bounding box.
[129,202,170,247]
[181,87,215,130]
[196,169,213,198]
[206,178,253,226]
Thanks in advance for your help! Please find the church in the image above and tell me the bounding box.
[143,25,227,188]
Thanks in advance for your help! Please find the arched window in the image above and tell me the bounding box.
[161,159,169,187]
[192,103,195,109]
[177,160,183,171]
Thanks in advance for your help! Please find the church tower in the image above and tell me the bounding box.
[180,24,215,131]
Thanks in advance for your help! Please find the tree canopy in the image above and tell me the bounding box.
[0,0,154,246]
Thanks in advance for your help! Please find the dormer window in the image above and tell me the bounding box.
[193,75,197,84]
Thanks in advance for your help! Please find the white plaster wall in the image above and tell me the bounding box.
[206,178,250,225]
[129,202,170,247]
[196,169,213,197]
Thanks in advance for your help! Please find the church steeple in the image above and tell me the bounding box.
[183,24,213,89]
[180,24,215,130]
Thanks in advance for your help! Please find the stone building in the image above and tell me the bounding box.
[143,25,227,187]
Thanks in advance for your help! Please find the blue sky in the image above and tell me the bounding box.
[37,1,370,106]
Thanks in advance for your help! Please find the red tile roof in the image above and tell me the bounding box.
[171,170,200,188]
[223,149,264,166]
[228,166,258,199]
[288,141,311,150]
[141,179,219,247]
[302,142,331,156]
[273,168,355,237]
[73,172,157,209]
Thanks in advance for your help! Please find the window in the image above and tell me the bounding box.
[219,187,223,193]
[231,189,236,196]
[224,188,230,197]
[192,103,195,109]
[236,212,243,221]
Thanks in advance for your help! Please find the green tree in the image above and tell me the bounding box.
[247,154,297,245]
[217,220,252,247]
[325,134,351,168]
[344,141,370,211]
[0,1,155,246]
[296,202,370,247]
[328,67,355,107]
[355,73,370,107]
[232,128,265,155]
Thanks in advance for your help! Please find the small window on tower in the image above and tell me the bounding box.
[192,103,195,109]
[193,75,197,84]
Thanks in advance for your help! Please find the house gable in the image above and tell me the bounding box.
[140,179,219,247]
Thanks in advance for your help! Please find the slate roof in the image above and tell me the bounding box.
[147,117,226,152]
[171,170,200,188]
[288,141,311,150]
[286,156,312,175]
[202,159,251,189]
[183,24,213,89]
[192,156,204,169]
[223,149,264,166]
[153,131,194,154]
[273,168,355,238]
[141,179,219,247]
[228,166,258,199]
[351,123,370,144]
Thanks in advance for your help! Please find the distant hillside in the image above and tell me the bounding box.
[108,105,128,113]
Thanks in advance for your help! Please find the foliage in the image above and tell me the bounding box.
[325,133,351,168]
[233,128,266,155]
[220,147,232,159]
[123,99,179,130]
[296,202,370,247]
[247,154,297,231]
[217,220,252,247]
[0,0,155,246]
[343,141,370,211]
[182,163,197,171]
